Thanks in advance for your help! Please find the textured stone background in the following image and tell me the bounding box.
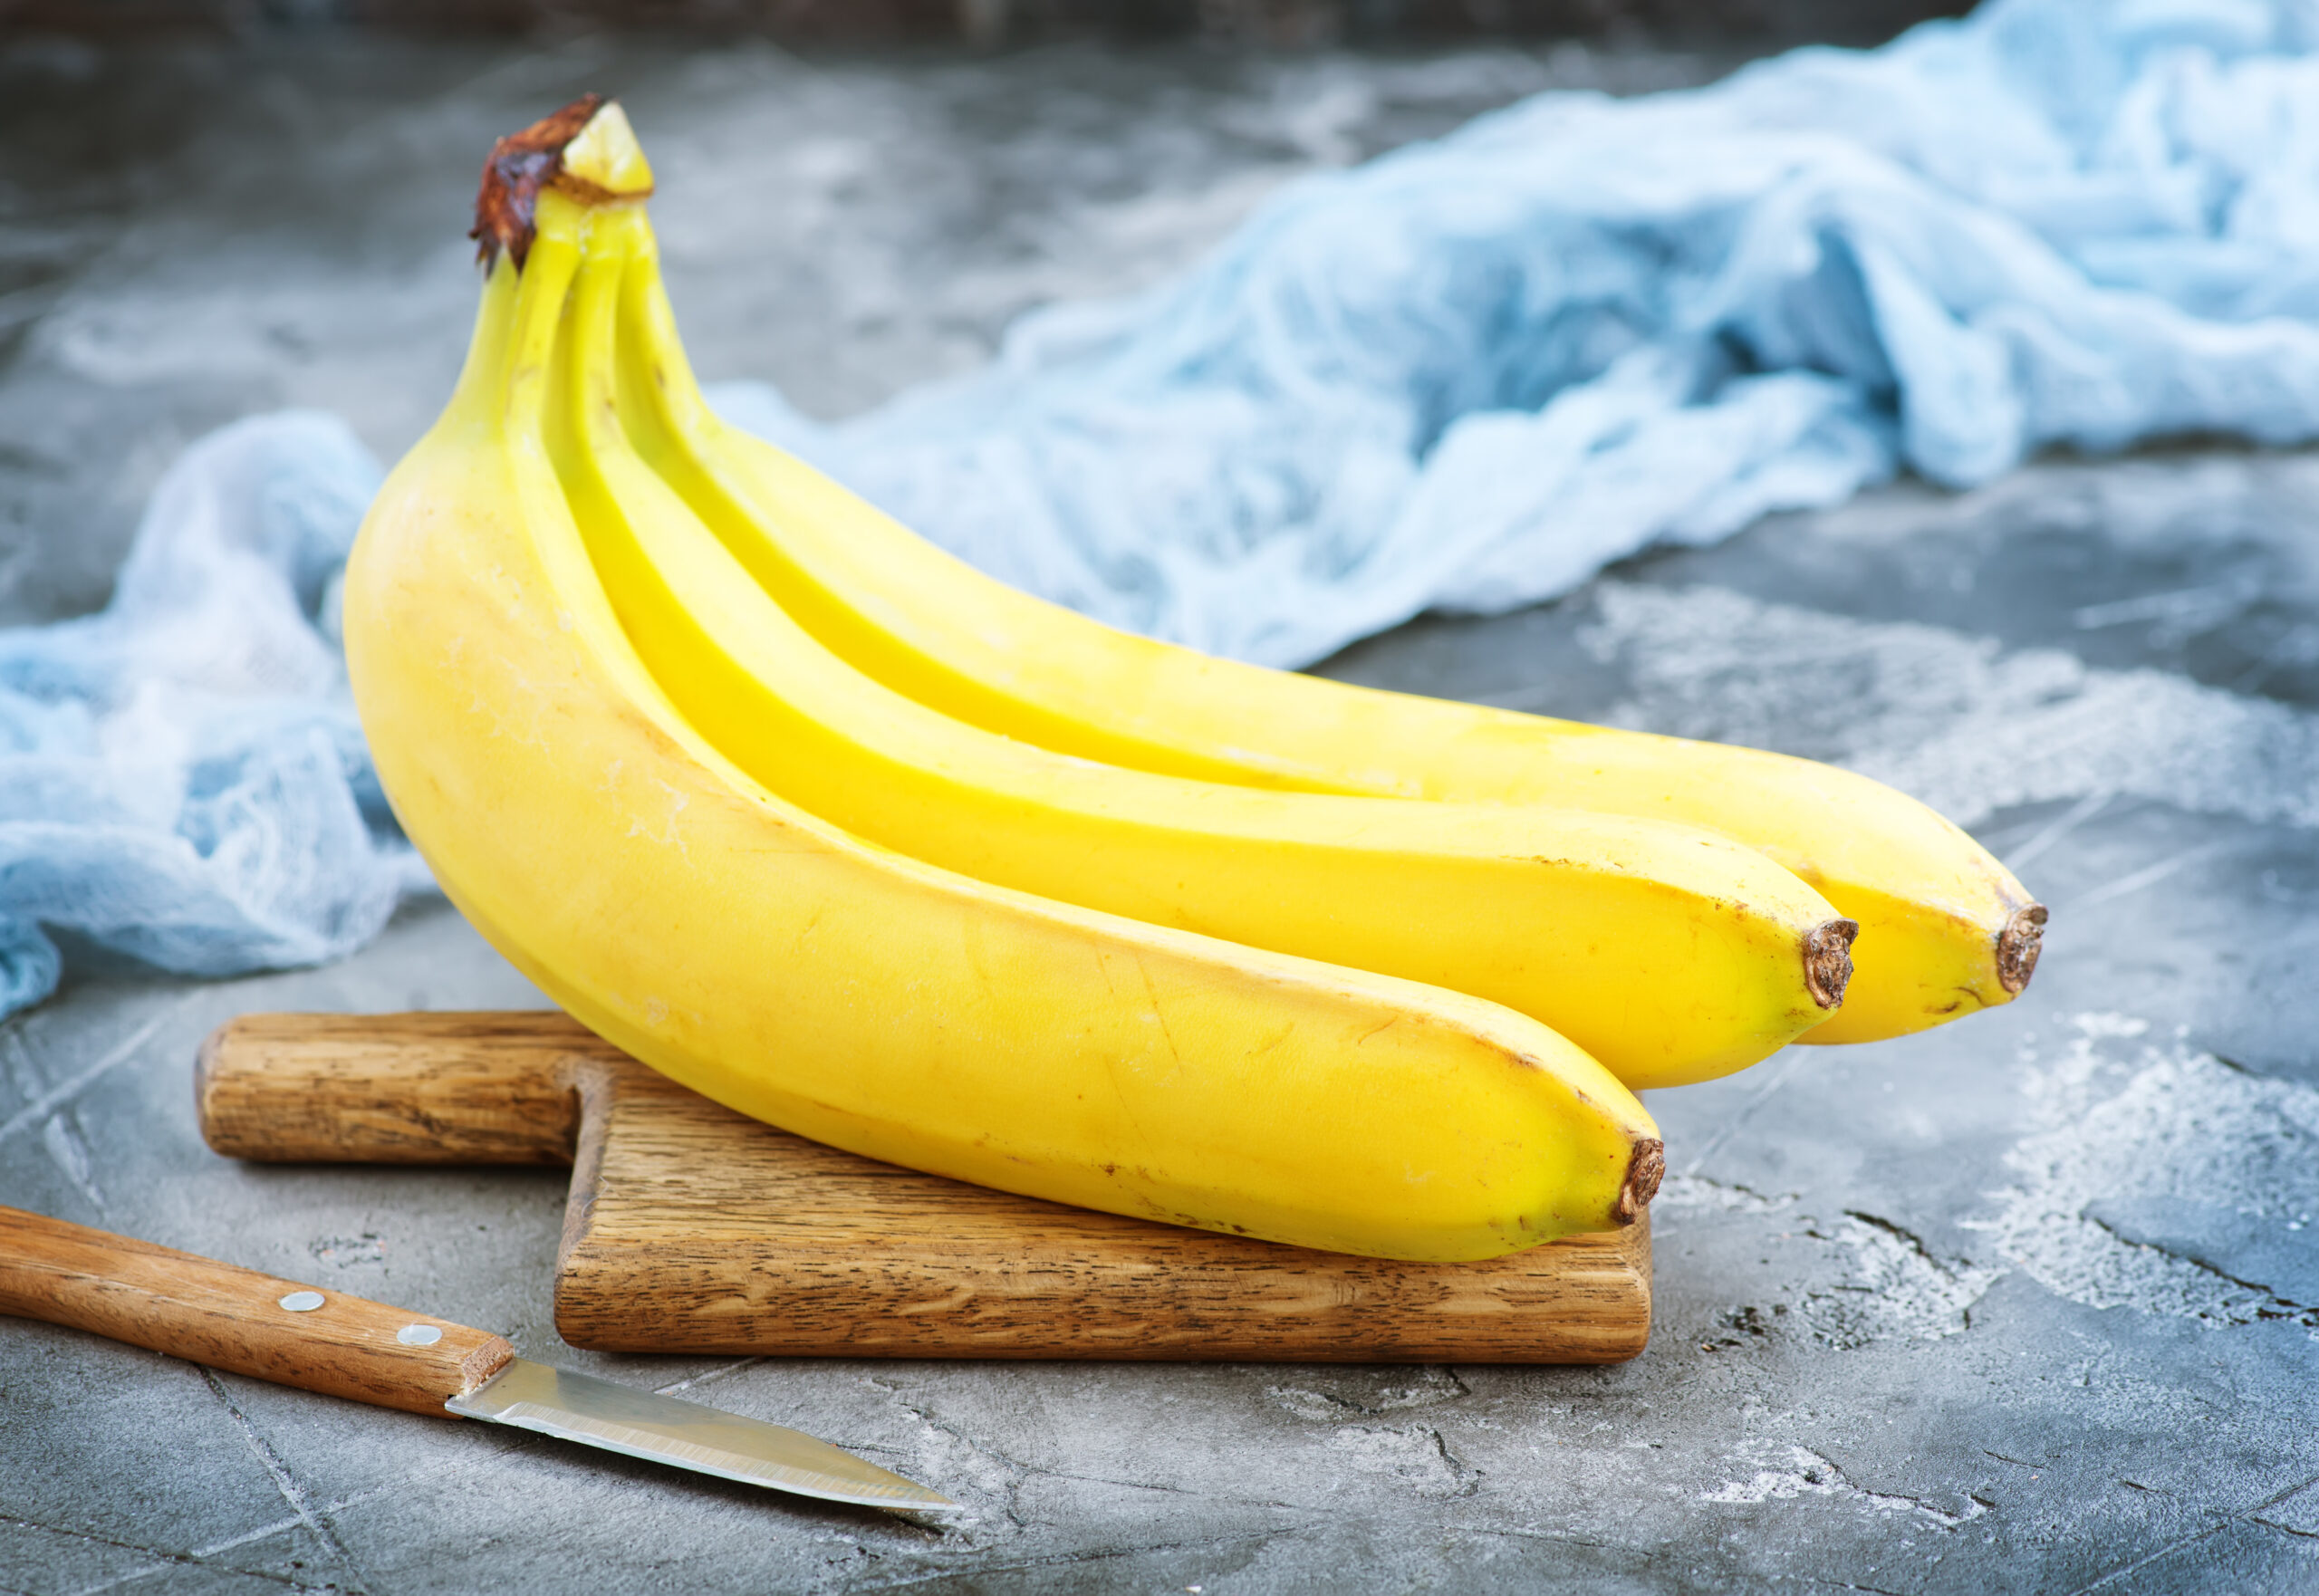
[0,2,1966,50]
[4,28,2317,1595]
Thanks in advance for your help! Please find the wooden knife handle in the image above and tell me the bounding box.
[197,1011,625,1165]
[0,1206,513,1415]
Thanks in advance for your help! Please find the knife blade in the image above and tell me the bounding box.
[0,1204,954,1514]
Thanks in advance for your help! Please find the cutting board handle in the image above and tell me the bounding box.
[197,1011,622,1165]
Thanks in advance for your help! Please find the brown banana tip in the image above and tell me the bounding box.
[1804,918,1861,1010]
[472,93,601,271]
[1614,1139,1665,1226]
[472,94,653,271]
[1997,903,2049,995]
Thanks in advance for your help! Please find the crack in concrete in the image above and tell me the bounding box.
[199,1369,370,1595]
[78,1560,341,1596]
[0,1509,311,1596]
[2064,839,2238,913]
[2079,1209,2319,1325]
[1654,1173,1799,1215]
[39,1107,107,1219]
[1429,1428,1483,1499]
[0,1000,183,1149]
[851,1523,1322,1591]
[1703,1441,1990,1529]
[862,1377,1038,1544]
[30,1499,365,1596]
[71,1521,313,1596]
[1447,1523,1615,1551]
[1012,1466,1321,1518]
[2000,789,2112,871]
[2064,1468,2319,1593]
[853,1380,1376,1553]
[1264,1364,1471,1421]
[1679,1049,1808,1177]
[1325,1423,1484,1499]
[651,1356,764,1396]
[1029,1469,1205,1499]
[1799,1211,2002,1348]
[1837,1210,1936,1258]
[1970,1021,2319,1332]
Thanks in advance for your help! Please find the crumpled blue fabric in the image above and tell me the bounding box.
[14,0,2319,1016]
[0,411,424,1017]
[716,0,2319,666]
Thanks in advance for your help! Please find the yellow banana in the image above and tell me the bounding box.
[604,193,2045,1047]
[343,102,1664,1263]
[553,204,1853,1091]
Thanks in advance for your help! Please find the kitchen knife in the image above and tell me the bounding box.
[0,1205,955,1514]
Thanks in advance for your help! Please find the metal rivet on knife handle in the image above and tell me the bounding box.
[399,1323,444,1345]
[0,1204,514,1416]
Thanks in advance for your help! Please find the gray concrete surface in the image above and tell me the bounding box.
[5,32,2319,1596]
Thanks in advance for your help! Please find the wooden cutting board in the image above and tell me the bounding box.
[196,1012,1651,1362]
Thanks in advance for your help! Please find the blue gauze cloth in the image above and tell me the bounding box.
[718,0,2319,664]
[10,0,2319,1015]
[0,413,424,1015]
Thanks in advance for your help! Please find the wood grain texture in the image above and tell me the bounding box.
[197,1010,605,1164]
[0,1206,512,1414]
[198,1012,1653,1363]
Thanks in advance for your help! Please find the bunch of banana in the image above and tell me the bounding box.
[343,99,2041,1263]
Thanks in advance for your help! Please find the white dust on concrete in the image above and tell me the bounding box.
[1966,1013,2319,1328]
[1653,1173,1797,1214]
[1659,1176,1997,1348]
[1323,1425,1482,1498]
[1265,1366,1468,1423]
[1800,1215,2003,1349]
[1700,1440,1987,1525]
[1575,582,2319,831]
